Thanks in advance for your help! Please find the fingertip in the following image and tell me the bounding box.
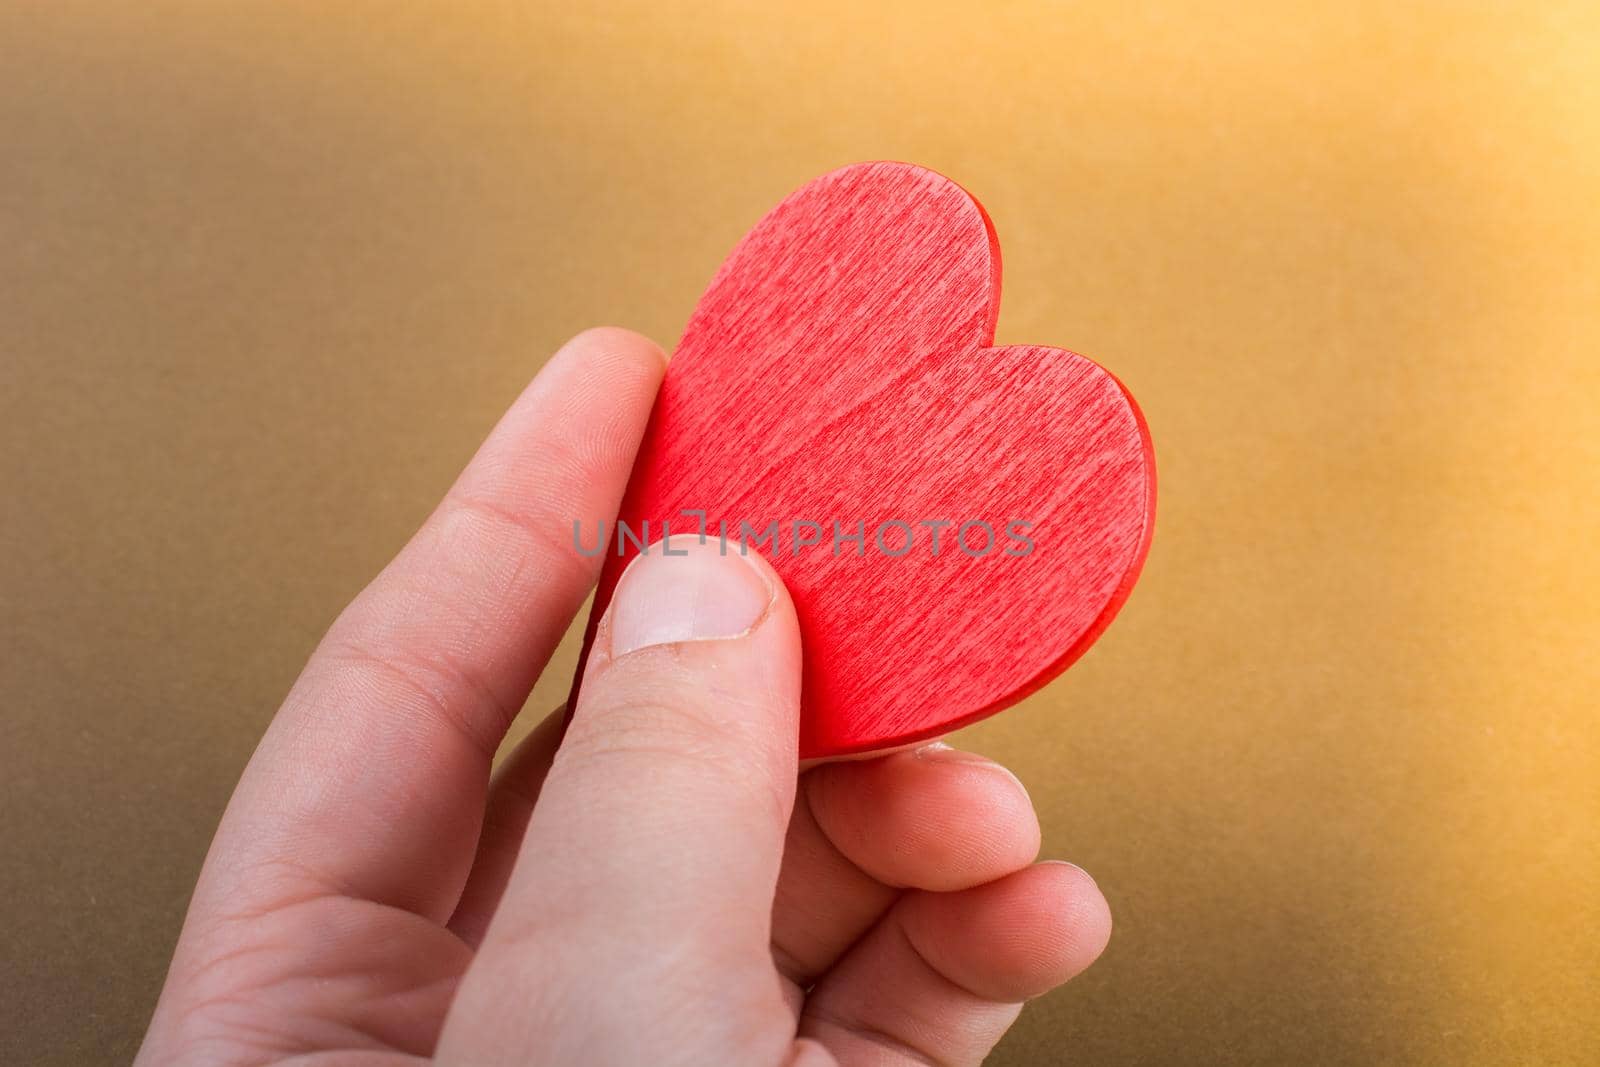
[584,541,801,713]
[901,860,1113,1003]
[464,325,666,505]
[533,327,668,431]
[1023,860,1114,987]
[606,540,776,657]
[806,745,1041,891]
[561,325,669,373]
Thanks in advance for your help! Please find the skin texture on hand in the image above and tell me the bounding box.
[136,328,1113,1067]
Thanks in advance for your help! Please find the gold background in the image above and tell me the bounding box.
[4,3,1597,1064]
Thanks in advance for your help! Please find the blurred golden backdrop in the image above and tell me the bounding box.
[3,3,1597,1063]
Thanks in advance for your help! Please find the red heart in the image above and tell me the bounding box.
[577,162,1154,758]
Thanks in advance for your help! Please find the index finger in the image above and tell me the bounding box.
[188,327,665,923]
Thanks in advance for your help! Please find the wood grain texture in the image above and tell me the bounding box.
[574,162,1156,757]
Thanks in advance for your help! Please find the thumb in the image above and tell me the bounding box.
[441,539,803,1065]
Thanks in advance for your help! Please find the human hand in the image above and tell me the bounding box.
[137,328,1112,1066]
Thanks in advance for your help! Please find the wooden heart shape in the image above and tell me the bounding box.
[579,162,1155,758]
